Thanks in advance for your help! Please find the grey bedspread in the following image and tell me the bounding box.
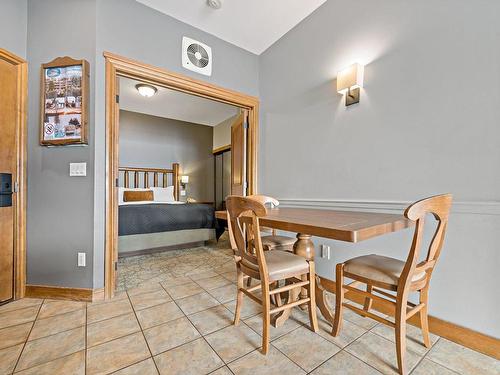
[119,203,220,237]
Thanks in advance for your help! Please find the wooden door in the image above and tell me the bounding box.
[231,111,247,196]
[0,55,19,302]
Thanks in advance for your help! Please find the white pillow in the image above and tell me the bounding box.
[151,186,176,202]
[118,187,151,204]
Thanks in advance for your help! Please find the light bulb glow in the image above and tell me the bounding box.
[135,84,157,97]
[337,63,364,94]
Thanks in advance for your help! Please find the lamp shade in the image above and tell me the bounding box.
[337,63,364,94]
[181,175,189,184]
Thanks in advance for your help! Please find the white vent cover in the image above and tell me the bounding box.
[182,37,212,76]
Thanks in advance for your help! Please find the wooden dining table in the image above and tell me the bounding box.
[215,207,413,327]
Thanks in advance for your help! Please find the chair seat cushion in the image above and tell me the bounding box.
[250,250,309,281]
[344,254,426,286]
[261,235,296,248]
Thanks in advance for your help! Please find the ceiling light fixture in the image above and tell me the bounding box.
[135,83,158,98]
[207,0,222,10]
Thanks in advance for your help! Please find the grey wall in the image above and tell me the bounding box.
[259,0,500,337]
[119,110,214,202]
[26,0,96,288]
[0,0,27,58]
[92,0,260,287]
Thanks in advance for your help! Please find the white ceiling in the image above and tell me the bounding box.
[120,77,238,126]
[136,0,327,55]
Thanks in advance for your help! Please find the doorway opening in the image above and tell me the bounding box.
[104,52,259,298]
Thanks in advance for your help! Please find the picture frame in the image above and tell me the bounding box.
[40,56,89,146]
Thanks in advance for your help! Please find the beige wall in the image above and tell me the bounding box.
[213,114,238,151]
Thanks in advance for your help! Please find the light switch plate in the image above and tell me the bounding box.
[70,162,86,177]
[77,252,86,267]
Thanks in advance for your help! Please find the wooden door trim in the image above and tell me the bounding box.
[0,48,27,300]
[104,51,259,298]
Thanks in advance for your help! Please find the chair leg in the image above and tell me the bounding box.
[261,281,271,354]
[363,283,373,316]
[307,262,318,332]
[419,287,431,348]
[234,269,245,326]
[395,297,408,375]
[246,277,252,288]
[332,263,344,336]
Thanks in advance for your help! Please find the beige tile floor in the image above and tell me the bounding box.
[1,238,499,375]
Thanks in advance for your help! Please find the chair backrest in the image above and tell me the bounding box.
[226,195,268,277]
[400,194,453,288]
[247,195,279,235]
[247,195,279,208]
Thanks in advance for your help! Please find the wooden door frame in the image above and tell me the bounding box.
[0,48,27,300]
[104,52,259,298]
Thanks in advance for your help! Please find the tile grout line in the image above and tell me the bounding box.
[126,289,161,375]
[13,318,86,372]
[11,299,44,373]
[266,315,344,374]
[158,281,233,373]
[344,327,432,375]
[405,335,436,375]
[0,299,44,316]
[366,322,444,374]
[270,339,325,374]
[412,338,463,375]
[21,308,87,344]
[304,350,347,375]
[336,328,389,374]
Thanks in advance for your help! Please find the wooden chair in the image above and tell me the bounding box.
[226,196,318,354]
[247,195,296,252]
[245,195,297,292]
[332,194,452,375]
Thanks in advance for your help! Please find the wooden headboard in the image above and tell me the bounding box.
[119,163,180,201]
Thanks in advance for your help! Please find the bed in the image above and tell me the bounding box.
[118,164,220,257]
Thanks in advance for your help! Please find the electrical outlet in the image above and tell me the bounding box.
[321,245,331,259]
[180,190,186,196]
[77,252,86,267]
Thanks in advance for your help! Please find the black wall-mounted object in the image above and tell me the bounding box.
[0,173,13,207]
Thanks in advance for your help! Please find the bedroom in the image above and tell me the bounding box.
[116,77,240,289]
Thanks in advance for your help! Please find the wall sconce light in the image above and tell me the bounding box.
[180,175,189,189]
[135,83,158,97]
[337,63,364,106]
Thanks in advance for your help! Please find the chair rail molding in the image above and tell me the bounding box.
[277,198,500,216]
